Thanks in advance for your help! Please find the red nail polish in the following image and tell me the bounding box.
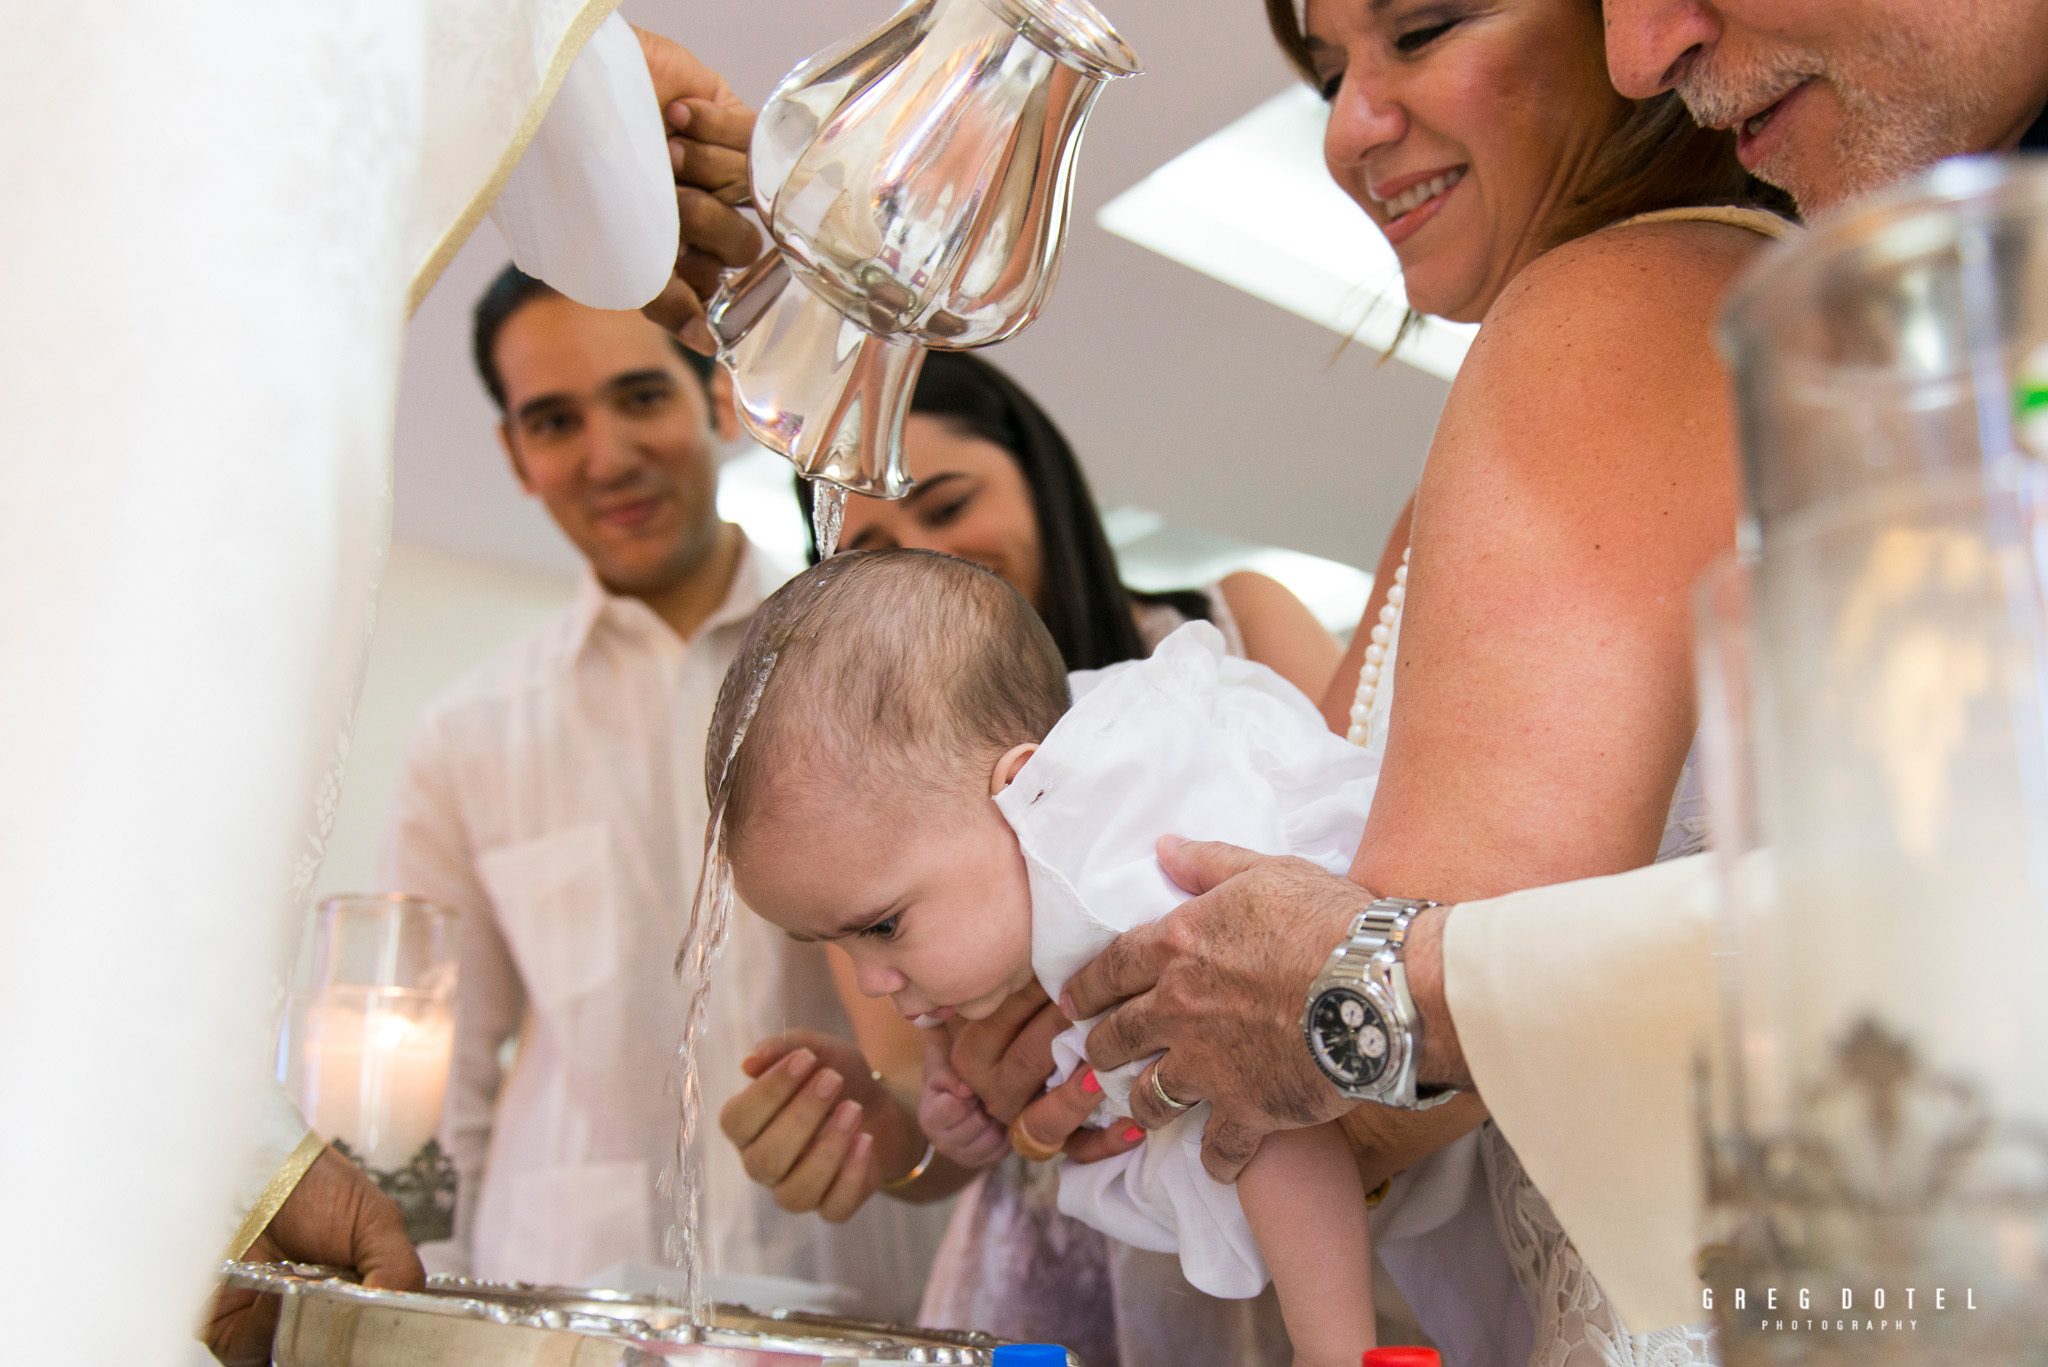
[1122,1126,1145,1144]
[1081,1069,1101,1095]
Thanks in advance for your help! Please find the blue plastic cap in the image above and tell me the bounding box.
[991,1346,1069,1367]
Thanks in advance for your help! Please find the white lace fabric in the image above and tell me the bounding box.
[1482,1128,1716,1367]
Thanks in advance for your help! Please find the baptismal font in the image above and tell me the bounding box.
[1697,158,2048,1365]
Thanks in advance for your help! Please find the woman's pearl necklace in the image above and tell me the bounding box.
[1346,546,1409,747]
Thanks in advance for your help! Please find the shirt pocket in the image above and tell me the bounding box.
[475,823,621,1017]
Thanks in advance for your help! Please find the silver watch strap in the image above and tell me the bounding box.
[1357,897,1454,1108]
[1350,896,1439,953]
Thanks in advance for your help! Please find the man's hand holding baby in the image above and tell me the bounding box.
[1066,838,1371,1183]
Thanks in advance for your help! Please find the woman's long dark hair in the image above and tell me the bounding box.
[796,350,1207,671]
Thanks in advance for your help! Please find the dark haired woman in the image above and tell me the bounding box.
[805,348,1340,688]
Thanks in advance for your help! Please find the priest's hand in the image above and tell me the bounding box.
[205,1144,425,1366]
[722,1031,940,1219]
[632,27,763,353]
[1062,836,1369,1183]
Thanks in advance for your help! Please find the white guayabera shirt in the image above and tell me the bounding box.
[382,541,948,1318]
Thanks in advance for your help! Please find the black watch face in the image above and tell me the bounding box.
[1310,988,1392,1089]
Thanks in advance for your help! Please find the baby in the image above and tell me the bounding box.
[706,549,1379,1367]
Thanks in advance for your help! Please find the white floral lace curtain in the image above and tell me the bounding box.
[0,2,608,1359]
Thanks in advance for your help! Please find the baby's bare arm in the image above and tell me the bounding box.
[1238,1123,1377,1367]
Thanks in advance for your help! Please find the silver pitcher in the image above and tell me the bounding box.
[1701,159,2048,1364]
[756,0,1140,347]
[709,252,925,499]
[716,0,1139,498]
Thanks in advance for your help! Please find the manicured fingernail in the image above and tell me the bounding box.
[813,1068,844,1099]
[853,1131,875,1160]
[1058,993,1077,1019]
[1081,1068,1101,1095]
[1122,1126,1145,1145]
[784,1048,817,1075]
[831,1099,862,1132]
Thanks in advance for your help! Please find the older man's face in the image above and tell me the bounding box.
[1603,0,2048,214]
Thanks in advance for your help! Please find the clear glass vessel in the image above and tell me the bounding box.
[709,253,924,498]
[1702,159,2048,1365]
[754,0,1140,348]
[277,893,460,1242]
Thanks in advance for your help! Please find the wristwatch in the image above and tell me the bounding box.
[1302,896,1457,1109]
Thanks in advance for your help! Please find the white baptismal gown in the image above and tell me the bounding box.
[993,622,1533,1367]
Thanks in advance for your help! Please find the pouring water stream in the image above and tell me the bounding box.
[811,482,848,560]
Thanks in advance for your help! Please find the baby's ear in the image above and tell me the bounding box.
[989,742,1039,795]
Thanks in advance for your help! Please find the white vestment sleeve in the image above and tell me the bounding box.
[379,713,525,1275]
[489,12,676,309]
[1443,852,1717,1334]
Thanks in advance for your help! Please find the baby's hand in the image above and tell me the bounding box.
[919,1031,1011,1169]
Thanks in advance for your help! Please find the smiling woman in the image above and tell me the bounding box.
[1266,0,1782,320]
[1027,3,1796,1365]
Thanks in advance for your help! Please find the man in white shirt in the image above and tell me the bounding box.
[381,267,946,1316]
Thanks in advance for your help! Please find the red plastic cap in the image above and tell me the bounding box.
[1363,1349,1441,1367]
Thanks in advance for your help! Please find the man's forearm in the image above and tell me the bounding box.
[1406,903,1472,1090]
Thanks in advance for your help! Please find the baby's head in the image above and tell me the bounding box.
[706,549,1069,1024]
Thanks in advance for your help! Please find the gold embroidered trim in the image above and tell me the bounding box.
[226,1130,328,1260]
[406,0,620,315]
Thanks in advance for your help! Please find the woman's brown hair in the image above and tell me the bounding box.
[1261,0,1793,249]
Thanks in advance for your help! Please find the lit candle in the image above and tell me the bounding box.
[291,988,454,1171]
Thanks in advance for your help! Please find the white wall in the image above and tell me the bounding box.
[316,541,575,896]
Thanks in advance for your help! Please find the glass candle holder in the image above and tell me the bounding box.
[277,893,459,1243]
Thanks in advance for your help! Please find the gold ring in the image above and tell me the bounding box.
[1147,1064,1195,1115]
[1008,1115,1063,1163]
